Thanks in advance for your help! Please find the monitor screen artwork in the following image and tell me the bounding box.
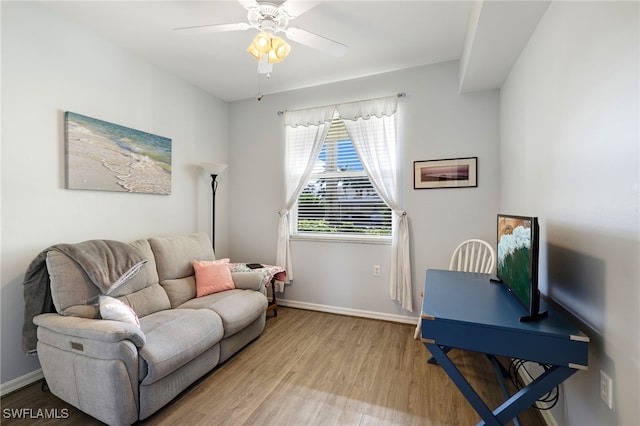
[496,214,546,321]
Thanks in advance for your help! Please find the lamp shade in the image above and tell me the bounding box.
[268,36,290,64]
[200,163,228,176]
[246,44,262,60]
[251,32,272,54]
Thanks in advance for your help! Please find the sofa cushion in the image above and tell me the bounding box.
[47,239,166,319]
[138,309,223,386]
[160,276,196,309]
[109,239,160,296]
[149,233,214,282]
[115,284,171,318]
[177,289,268,338]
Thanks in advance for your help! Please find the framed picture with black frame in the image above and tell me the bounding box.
[413,157,477,189]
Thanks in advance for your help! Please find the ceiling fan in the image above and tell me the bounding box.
[173,0,348,58]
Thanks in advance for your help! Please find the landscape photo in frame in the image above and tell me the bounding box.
[65,112,172,194]
[413,157,477,189]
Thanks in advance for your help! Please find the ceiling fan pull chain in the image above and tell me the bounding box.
[256,73,263,101]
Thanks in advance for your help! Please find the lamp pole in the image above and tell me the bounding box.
[209,173,218,254]
[200,163,227,254]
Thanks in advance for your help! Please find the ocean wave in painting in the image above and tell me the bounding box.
[65,112,172,194]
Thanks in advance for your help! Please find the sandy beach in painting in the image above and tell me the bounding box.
[65,113,171,194]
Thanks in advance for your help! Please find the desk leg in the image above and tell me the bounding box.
[266,279,278,317]
[425,343,501,426]
[488,356,520,426]
[426,342,578,426]
[491,366,576,425]
[427,346,452,364]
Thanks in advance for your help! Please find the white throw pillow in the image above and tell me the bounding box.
[99,295,140,327]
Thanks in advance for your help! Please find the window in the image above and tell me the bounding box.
[292,116,392,239]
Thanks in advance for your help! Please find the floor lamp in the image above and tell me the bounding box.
[200,163,228,253]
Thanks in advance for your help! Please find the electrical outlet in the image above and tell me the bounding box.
[373,265,381,276]
[600,370,613,410]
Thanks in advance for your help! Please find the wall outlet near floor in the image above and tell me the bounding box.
[373,265,381,276]
[600,370,613,410]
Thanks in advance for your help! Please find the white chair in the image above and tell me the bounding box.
[414,239,496,339]
[448,239,496,274]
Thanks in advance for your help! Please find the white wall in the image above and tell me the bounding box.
[500,2,639,424]
[0,2,229,385]
[228,61,499,319]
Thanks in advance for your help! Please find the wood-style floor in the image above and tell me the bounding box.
[2,308,545,425]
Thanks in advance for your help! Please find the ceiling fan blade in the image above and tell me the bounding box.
[173,22,251,35]
[280,1,320,18]
[286,27,348,57]
[237,0,259,10]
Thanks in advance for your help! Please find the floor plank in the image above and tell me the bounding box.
[2,308,545,425]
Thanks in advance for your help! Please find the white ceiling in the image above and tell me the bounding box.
[41,0,550,102]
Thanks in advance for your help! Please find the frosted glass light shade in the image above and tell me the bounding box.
[200,163,228,176]
[252,32,272,54]
[268,36,290,64]
[247,44,262,60]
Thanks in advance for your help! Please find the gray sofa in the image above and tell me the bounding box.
[32,233,268,426]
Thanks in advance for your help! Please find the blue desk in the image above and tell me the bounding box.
[421,269,589,426]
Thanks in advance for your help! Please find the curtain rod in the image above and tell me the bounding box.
[277,92,406,117]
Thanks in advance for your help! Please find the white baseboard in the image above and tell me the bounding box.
[538,405,558,426]
[1,369,43,397]
[277,299,417,325]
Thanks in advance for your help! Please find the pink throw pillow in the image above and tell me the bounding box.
[193,259,235,297]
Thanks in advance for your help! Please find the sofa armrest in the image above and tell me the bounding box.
[35,314,141,426]
[231,271,266,291]
[34,313,146,348]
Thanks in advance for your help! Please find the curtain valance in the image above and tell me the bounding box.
[284,105,335,127]
[336,96,397,121]
[284,95,398,127]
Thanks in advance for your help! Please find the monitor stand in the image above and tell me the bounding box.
[489,277,548,322]
[520,310,548,322]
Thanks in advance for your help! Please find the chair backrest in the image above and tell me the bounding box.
[449,239,496,274]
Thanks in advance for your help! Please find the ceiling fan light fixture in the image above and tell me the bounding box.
[251,31,272,54]
[268,36,290,63]
[246,43,262,60]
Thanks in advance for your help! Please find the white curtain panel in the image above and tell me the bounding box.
[338,97,413,312]
[276,105,335,284]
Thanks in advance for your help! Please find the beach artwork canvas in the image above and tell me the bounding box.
[65,112,172,195]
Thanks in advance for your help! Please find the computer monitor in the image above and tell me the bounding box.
[496,214,547,322]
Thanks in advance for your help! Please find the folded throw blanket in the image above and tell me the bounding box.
[22,240,147,354]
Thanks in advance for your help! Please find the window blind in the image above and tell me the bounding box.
[294,117,392,237]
